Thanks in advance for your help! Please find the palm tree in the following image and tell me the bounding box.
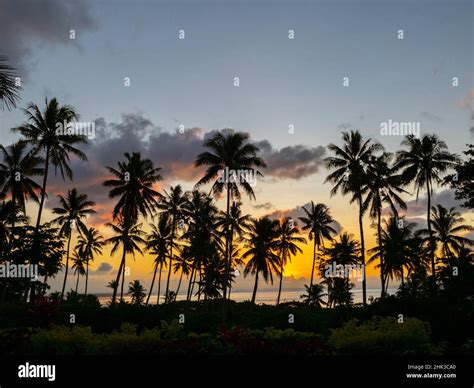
[424,205,473,260]
[362,153,407,296]
[300,284,327,307]
[128,280,146,305]
[173,256,191,298]
[274,217,306,304]
[145,214,174,305]
[156,185,189,301]
[325,130,383,305]
[0,55,21,110]
[52,188,96,299]
[242,217,279,303]
[395,134,458,276]
[0,142,43,220]
[368,216,418,291]
[76,227,104,295]
[106,218,146,304]
[195,130,266,299]
[321,233,360,307]
[13,98,87,228]
[299,202,337,287]
[71,251,86,293]
[103,152,162,224]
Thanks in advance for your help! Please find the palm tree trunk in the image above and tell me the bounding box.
[111,247,126,305]
[35,147,50,229]
[157,262,162,305]
[197,270,202,302]
[85,259,89,295]
[222,184,231,300]
[377,209,385,298]
[358,193,367,305]
[187,265,195,301]
[175,270,184,297]
[60,232,72,299]
[310,240,316,287]
[276,260,284,305]
[251,272,259,304]
[426,179,436,277]
[146,261,158,306]
[75,272,80,293]
[120,257,125,302]
[165,221,176,302]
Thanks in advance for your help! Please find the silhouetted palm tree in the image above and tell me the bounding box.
[106,219,146,304]
[423,204,473,260]
[395,134,458,276]
[13,98,87,228]
[52,188,95,299]
[300,284,327,307]
[76,227,104,295]
[156,185,189,301]
[146,214,174,305]
[274,217,306,304]
[299,202,337,287]
[242,217,279,303]
[128,280,146,305]
[325,130,382,305]
[103,152,162,224]
[362,153,407,296]
[195,130,266,299]
[0,142,43,221]
[71,250,86,293]
[0,55,21,110]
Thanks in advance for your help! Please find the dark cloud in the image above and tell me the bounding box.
[266,202,342,234]
[252,202,274,210]
[419,112,444,123]
[255,140,326,180]
[382,189,463,217]
[94,262,112,274]
[0,0,96,75]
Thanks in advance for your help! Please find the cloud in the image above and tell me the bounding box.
[0,0,96,75]
[255,140,326,180]
[382,189,464,217]
[252,202,274,210]
[419,111,444,123]
[266,202,342,234]
[94,262,112,274]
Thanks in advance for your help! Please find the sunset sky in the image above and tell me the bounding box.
[1,0,473,295]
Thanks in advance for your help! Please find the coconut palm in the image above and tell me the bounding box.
[274,217,306,304]
[145,214,175,305]
[51,188,96,299]
[298,202,337,287]
[0,142,43,220]
[325,130,383,305]
[362,153,407,296]
[195,130,266,299]
[300,284,327,307]
[103,152,162,224]
[12,98,87,228]
[76,227,104,295]
[156,185,189,302]
[242,217,279,303]
[71,251,86,293]
[395,134,458,276]
[173,256,191,298]
[106,219,146,304]
[128,280,146,305]
[422,205,473,260]
[0,55,21,110]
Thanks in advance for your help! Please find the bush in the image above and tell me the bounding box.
[329,316,437,355]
